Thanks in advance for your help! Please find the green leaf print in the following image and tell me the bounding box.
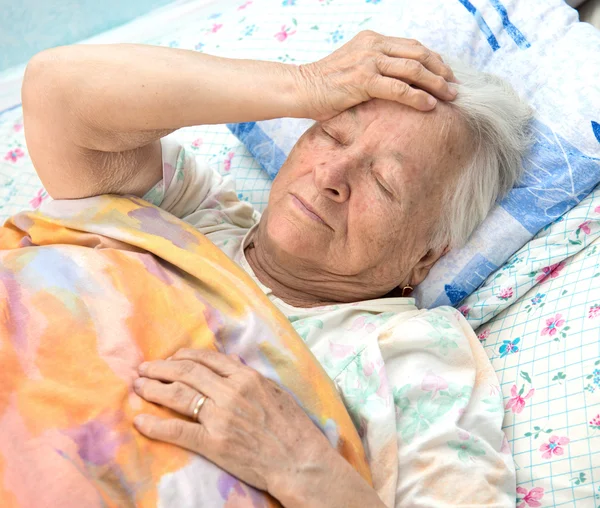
[392,384,411,413]
[339,361,382,430]
[290,318,323,341]
[571,472,587,485]
[426,335,459,355]
[481,393,503,413]
[520,371,532,384]
[397,385,468,444]
[447,436,486,462]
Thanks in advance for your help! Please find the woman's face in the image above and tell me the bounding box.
[261,99,470,294]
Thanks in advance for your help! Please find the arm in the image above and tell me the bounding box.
[22,44,304,200]
[22,32,456,201]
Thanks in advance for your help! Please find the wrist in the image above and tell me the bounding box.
[275,61,314,119]
[267,448,381,508]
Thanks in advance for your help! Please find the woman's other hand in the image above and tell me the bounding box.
[132,349,380,507]
[297,30,458,121]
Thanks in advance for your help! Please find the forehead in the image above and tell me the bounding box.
[329,99,468,176]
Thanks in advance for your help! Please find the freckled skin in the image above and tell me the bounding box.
[250,99,471,304]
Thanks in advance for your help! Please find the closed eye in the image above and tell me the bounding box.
[320,126,342,144]
[376,175,394,198]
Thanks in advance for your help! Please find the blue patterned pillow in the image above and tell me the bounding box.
[229,0,600,309]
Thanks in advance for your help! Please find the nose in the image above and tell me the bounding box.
[313,157,352,203]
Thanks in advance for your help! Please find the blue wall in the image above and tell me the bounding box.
[0,0,175,71]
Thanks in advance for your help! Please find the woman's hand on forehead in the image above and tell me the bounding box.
[296,31,458,122]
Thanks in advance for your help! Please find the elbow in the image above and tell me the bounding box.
[22,47,74,116]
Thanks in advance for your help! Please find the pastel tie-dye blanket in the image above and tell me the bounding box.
[0,195,370,507]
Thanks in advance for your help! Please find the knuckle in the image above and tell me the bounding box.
[405,38,421,46]
[359,29,376,40]
[167,419,186,440]
[374,53,388,71]
[171,381,187,402]
[175,360,197,377]
[236,369,262,395]
[393,80,410,97]
[407,60,424,76]
[415,47,430,61]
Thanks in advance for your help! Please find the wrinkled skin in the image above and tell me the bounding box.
[248,98,471,306]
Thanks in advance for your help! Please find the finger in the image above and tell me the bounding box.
[139,358,223,398]
[376,56,456,101]
[379,38,456,82]
[170,348,242,377]
[133,377,209,419]
[367,75,437,111]
[134,414,207,455]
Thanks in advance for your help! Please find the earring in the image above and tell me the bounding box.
[401,285,414,297]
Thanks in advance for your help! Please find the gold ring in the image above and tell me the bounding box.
[192,395,207,422]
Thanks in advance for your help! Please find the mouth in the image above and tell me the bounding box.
[290,194,330,228]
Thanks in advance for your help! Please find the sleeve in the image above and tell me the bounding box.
[382,307,516,507]
[332,307,515,507]
[142,134,258,229]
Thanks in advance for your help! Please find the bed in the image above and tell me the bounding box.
[1,0,599,506]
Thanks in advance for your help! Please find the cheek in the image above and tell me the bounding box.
[348,197,399,254]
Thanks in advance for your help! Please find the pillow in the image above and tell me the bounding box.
[228,0,600,309]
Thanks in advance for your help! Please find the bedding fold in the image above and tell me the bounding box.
[0,194,370,507]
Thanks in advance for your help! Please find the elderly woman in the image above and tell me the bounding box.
[22,32,531,507]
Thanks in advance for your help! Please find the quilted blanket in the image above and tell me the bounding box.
[0,194,370,507]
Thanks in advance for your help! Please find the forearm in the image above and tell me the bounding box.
[270,450,386,508]
[23,44,305,152]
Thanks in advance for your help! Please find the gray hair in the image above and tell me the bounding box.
[428,58,534,251]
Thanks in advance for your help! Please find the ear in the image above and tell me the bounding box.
[409,245,450,287]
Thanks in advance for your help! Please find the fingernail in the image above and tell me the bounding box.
[449,85,458,97]
[138,362,148,374]
[427,96,437,107]
[133,377,145,390]
[133,415,145,428]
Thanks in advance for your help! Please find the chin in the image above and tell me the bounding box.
[263,210,323,261]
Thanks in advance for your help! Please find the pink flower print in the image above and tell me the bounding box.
[29,188,48,209]
[589,304,600,319]
[501,435,511,454]
[589,414,600,430]
[349,315,376,333]
[458,305,470,317]
[505,384,535,414]
[208,23,223,34]
[191,138,203,148]
[4,147,24,162]
[13,123,23,132]
[328,341,355,359]
[421,370,448,398]
[498,286,513,300]
[237,1,252,9]
[274,25,296,41]
[595,205,600,214]
[578,220,592,235]
[541,313,565,337]
[536,260,566,283]
[223,151,234,172]
[539,435,569,459]
[516,486,544,508]
[362,360,375,377]
[477,329,490,341]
